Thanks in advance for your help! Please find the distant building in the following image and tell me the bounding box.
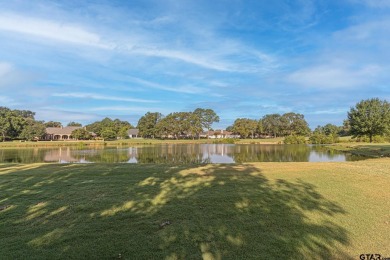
[200,130,239,139]
[44,126,82,140]
[128,129,140,138]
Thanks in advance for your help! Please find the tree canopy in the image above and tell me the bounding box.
[0,107,39,141]
[348,98,390,142]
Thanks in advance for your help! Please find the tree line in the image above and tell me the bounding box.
[1,98,389,142]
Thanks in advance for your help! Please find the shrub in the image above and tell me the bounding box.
[212,138,236,144]
[284,135,306,144]
[309,133,338,144]
[352,135,387,143]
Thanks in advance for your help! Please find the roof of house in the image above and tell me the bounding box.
[128,129,139,135]
[205,130,233,136]
[46,126,82,135]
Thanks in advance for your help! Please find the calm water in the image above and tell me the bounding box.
[0,144,365,164]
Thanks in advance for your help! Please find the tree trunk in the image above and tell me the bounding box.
[369,133,373,143]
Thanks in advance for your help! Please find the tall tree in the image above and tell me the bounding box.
[71,128,92,140]
[0,107,35,141]
[348,98,390,142]
[156,113,180,139]
[86,118,133,138]
[193,108,219,138]
[19,119,46,141]
[232,118,258,138]
[137,112,163,138]
[280,112,310,136]
[261,114,282,137]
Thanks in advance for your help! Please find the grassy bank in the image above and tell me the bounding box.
[328,143,390,157]
[0,137,283,148]
[1,160,389,259]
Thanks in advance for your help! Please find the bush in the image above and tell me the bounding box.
[284,135,306,144]
[352,135,387,143]
[212,138,236,144]
[309,133,338,144]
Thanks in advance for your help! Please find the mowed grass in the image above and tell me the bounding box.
[0,160,389,259]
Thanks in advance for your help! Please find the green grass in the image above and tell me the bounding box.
[328,143,390,157]
[0,137,284,148]
[1,160,389,259]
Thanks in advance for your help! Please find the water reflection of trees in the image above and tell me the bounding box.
[0,148,46,163]
[232,145,311,163]
[73,148,130,163]
[0,144,364,164]
[136,145,209,164]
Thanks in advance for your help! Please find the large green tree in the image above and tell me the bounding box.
[86,118,133,138]
[100,128,117,140]
[193,108,219,138]
[261,114,282,138]
[137,112,163,138]
[280,112,310,136]
[232,118,258,138]
[19,119,46,141]
[0,107,36,141]
[348,98,390,142]
[71,128,92,140]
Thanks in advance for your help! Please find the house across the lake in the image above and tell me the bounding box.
[201,130,239,139]
[128,129,140,138]
[44,126,82,140]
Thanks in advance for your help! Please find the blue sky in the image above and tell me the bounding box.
[1,0,389,129]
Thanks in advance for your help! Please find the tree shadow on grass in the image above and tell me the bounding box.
[0,163,351,259]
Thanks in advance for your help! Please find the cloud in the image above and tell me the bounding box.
[126,76,205,94]
[52,93,158,103]
[0,62,13,77]
[287,64,382,89]
[0,13,108,48]
[34,109,101,124]
[0,12,277,73]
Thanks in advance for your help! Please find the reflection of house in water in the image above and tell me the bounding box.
[126,147,138,163]
[201,144,235,163]
[44,147,84,163]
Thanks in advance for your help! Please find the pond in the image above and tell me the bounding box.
[0,144,365,164]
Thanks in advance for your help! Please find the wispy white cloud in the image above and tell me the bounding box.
[287,64,382,88]
[0,12,277,73]
[88,106,171,114]
[0,62,13,77]
[0,13,109,48]
[307,108,347,115]
[35,109,101,124]
[52,92,158,103]
[125,76,205,94]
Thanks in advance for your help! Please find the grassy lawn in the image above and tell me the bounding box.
[1,160,389,259]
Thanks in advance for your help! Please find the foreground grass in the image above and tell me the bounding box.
[1,160,389,259]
